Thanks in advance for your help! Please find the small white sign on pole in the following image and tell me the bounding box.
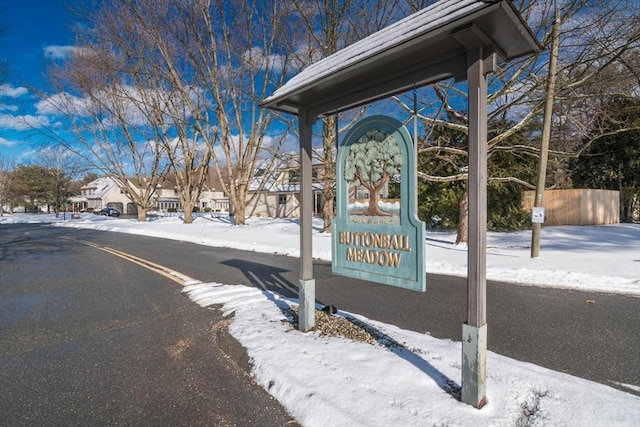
[532,207,545,224]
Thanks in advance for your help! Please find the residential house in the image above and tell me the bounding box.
[72,176,230,215]
[153,178,229,213]
[153,179,181,212]
[199,184,230,212]
[246,158,325,218]
[70,177,136,213]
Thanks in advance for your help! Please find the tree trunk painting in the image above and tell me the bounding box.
[344,129,403,217]
[358,171,390,216]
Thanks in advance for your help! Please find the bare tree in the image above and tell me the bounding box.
[62,0,217,224]
[290,0,403,232]
[198,0,298,225]
[531,3,560,257]
[108,0,297,225]
[43,0,300,225]
[40,3,172,222]
[395,0,640,244]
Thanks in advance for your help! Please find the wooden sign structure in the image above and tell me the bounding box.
[262,0,540,409]
[332,115,425,291]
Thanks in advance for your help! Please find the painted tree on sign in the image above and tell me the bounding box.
[344,129,403,216]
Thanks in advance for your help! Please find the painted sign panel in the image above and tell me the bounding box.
[332,115,426,291]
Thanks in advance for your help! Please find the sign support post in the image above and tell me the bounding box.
[298,109,316,332]
[462,44,489,408]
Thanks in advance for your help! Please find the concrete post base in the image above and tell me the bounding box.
[461,323,487,408]
[298,279,316,332]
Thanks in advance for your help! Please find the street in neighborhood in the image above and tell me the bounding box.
[0,224,297,426]
[1,223,638,425]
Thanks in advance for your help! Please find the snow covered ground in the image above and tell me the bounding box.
[2,212,639,425]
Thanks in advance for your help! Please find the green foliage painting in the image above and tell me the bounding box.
[344,129,403,216]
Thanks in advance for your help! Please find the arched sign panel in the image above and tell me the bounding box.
[332,115,426,291]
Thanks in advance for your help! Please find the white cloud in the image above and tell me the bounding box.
[243,47,287,73]
[43,45,80,60]
[35,92,85,116]
[15,148,39,161]
[0,103,19,112]
[38,85,200,126]
[0,113,51,131]
[262,131,299,155]
[0,84,28,98]
[34,98,59,116]
[0,136,20,147]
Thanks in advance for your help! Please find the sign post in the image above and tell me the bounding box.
[460,43,489,408]
[298,109,316,332]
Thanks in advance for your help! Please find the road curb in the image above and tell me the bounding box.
[212,314,253,376]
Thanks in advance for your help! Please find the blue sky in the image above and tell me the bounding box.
[0,0,300,166]
[1,0,80,161]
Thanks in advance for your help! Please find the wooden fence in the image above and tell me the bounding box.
[522,189,619,226]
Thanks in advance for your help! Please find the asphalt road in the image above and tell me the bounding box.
[0,223,297,426]
[74,223,639,395]
[1,223,638,425]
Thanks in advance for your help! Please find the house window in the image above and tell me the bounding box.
[278,194,287,205]
[290,168,319,182]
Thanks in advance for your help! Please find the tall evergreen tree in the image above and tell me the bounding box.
[571,97,640,222]
[10,165,50,210]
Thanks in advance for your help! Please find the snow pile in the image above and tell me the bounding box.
[184,282,640,426]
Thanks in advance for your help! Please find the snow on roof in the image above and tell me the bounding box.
[271,183,325,193]
[262,0,539,117]
[82,176,117,199]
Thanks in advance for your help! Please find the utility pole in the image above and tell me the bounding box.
[531,2,560,258]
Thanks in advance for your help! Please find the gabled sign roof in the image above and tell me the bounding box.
[261,0,540,119]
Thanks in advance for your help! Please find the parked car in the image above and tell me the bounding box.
[99,207,120,217]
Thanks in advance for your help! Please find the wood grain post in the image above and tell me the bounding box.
[462,44,488,408]
[298,110,316,332]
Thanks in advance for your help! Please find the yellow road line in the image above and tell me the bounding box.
[70,238,201,287]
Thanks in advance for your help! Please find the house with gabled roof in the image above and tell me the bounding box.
[152,177,229,213]
[70,176,136,213]
[71,175,230,215]
[246,157,325,218]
